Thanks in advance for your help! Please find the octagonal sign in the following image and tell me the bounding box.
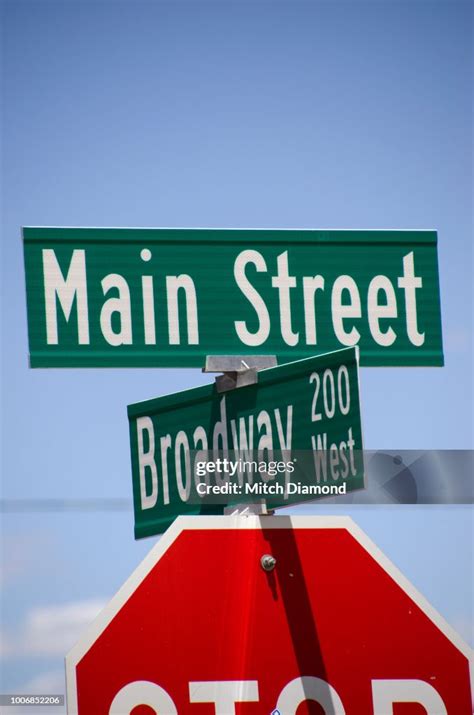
[66,516,472,714]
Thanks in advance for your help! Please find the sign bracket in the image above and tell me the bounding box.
[223,501,270,515]
[202,355,277,393]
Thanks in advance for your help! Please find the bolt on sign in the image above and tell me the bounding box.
[65,516,473,714]
[23,227,443,367]
[128,347,364,538]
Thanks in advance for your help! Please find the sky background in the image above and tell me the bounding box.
[1,0,473,711]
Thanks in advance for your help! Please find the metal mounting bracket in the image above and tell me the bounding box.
[223,501,270,515]
[203,355,277,393]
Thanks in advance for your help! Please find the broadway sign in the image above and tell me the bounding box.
[23,227,443,367]
[128,347,364,538]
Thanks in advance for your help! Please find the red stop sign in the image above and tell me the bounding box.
[66,517,472,714]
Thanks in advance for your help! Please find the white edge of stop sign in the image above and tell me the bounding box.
[65,515,473,714]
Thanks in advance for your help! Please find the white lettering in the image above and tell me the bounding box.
[213,398,229,486]
[272,251,299,346]
[331,276,361,346]
[303,275,325,344]
[398,252,425,346]
[175,430,191,502]
[276,676,346,715]
[142,275,156,345]
[189,681,259,715]
[372,679,448,715]
[109,681,177,714]
[136,417,158,510]
[368,275,397,347]
[43,249,90,345]
[159,434,171,505]
[234,250,270,346]
[166,275,199,345]
[100,274,133,346]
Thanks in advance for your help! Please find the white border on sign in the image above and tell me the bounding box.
[65,516,473,714]
[23,226,437,231]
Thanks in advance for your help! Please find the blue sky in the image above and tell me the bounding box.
[1,0,472,707]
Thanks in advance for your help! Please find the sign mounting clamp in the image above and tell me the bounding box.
[203,355,278,393]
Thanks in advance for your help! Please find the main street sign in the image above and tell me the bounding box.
[23,227,443,367]
[66,516,473,714]
[128,347,364,538]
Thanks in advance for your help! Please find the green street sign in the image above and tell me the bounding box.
[23,227,443,367]
[128,347,364,538]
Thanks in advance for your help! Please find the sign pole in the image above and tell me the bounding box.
[204,354,278,515]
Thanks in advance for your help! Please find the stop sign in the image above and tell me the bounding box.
[66,516,472,714]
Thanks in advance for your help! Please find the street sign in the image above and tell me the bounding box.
[23,227,443,367]
[128,347,364,538]
[66,516,473,714]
